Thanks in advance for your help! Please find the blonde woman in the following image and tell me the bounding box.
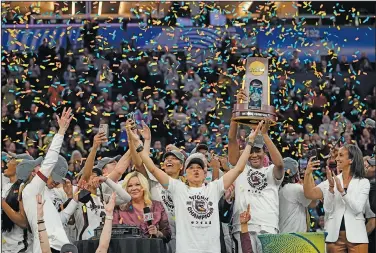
[112,172,171,242]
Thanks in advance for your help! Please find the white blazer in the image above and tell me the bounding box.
[318,173,370,243]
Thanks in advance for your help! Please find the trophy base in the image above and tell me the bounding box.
[232,105,277,127]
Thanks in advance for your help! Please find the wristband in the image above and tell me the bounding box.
[227,162,235,169]
[105,215,113,220]
[37,220,45,224]
[136,144,144,153]
[38,229,46,232]
[247,140,254,147]
[329,185,334,188]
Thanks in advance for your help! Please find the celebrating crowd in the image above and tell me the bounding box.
[2,21,376,253]
[2,92,376,253]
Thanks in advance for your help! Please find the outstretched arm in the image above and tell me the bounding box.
[25,108,73,196]
[261,121,284,180]
[228,89,246,166]
[108,150,131,182]
[82,132,107,182]
[303,158,324,200]
[223,121,264,190]
[96,193,116,253]
[127,125,170,189]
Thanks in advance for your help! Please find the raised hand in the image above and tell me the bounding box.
[236,88,247,104]
[326,167,335,187]
[104,192,116,215]
[208,154,221,170]
[261,119,271,135]
[333,172,344,194]
[93,132,108,148]
[306,157,321,174]
[125,118,137,131]
[140,120,151,140]
[240,204,251,224]
[92,176,107,189]
[57,107,74,135]
[219,156,230,172]
[248,120,264,144]
[126,125,140,142]
[77,178,89,191]
[224,184,235,201]
[166,144,180,152]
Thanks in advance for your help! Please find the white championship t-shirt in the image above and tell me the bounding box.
[233,164,283,234]
[279,183,312,233]
[168,177,225,253]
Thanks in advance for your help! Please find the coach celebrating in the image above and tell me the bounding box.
[127,119,264,253]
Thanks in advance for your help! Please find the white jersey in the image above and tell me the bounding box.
[279,183,311,233]
[22,134,70,253]
[168,177,225,253]
[233,164,283,234]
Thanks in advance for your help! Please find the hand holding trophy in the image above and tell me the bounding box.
[232,57,276,127]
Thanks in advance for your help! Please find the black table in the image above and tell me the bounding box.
[75,237,166,253]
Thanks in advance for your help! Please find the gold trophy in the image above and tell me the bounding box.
[232,57,276,126]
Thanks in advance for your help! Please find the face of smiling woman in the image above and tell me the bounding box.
[127,176,145,201]
[163,155,182,178]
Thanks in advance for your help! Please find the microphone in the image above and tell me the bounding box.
[143,207,155,238]
[143,207,154,226]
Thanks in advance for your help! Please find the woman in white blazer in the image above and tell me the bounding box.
[303,144,370,253]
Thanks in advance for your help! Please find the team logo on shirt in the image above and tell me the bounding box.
[52,197,63,210]
[186,195,214,220]
[247,170,267,193]
[161,189,175,214]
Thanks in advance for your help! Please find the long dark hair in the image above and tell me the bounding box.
[344,144,365,178]
[1,178,29,251]
[2,179,23,232]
